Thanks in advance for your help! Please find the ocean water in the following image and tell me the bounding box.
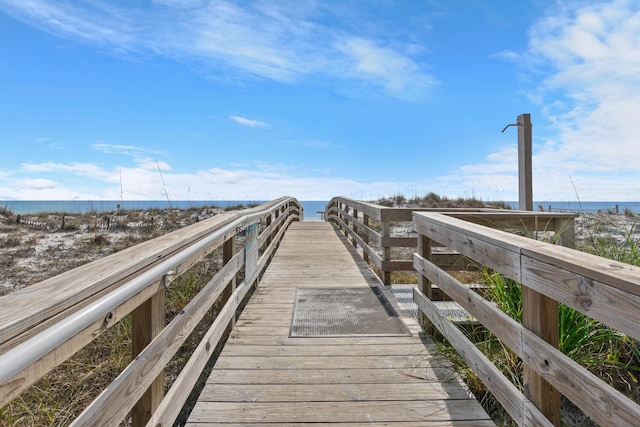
[505,201,640,214]
[1,200,638,220]
[0,200,330,220]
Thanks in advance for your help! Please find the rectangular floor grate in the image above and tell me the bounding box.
[290,287,410,337]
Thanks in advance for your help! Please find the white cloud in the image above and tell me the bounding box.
[336,37,437,100]
[0,0,436,100]
[2,157,409,201]
[446,0,640,201]
[0,0,136,49]
[527,0,640,171]
[20,161,112,180]
[21,178,57,190]
[92,142,144,155]
[229,115,268,128]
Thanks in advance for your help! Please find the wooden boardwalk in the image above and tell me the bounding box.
[186,221,494,426]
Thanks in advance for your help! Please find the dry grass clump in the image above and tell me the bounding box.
[375,192,512,210]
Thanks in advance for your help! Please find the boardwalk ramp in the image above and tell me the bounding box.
[186,221,493,426]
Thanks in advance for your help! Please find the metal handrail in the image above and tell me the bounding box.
[0,198,299,386]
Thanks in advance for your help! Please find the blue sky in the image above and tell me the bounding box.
[1,0,639,202]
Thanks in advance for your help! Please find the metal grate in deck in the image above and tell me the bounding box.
[290,287,410,337]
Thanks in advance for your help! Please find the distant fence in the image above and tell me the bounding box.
[14,211,221,233]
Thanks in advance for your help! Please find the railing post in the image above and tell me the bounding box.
[132,284,165,427]
[522,289,560,426]
[382,221,391,285]
[418,233,432,328]
[352,209,358,247]
[363,214,370,263]
[265,214,273,247]
[222,236,237,330]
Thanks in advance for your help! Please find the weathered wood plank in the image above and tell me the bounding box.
[219,343,439,357]
[200,382,474,402]
[213,355,450,370]
[413,213,526,281]
[207,366,464,385]
[186,422,495,427]
[188,401,491,423]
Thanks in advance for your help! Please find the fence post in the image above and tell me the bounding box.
[132,284,165,427]
[265,214,273,247]
[522,288,560,426]
[417,233,432,328]
[382,221,391,285]
[363,214,370,263]
[352,209,358,247]
[223,237,237,331]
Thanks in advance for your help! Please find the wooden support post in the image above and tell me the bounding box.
[522,288,561,426]
[352,209,358,247]
[274,209,280,236]
[518,113,533,211]
[222,237,237,330]
[417,234,432,328]
[344,206,350,235]
[363,214,370,263]
[382,221,391,285]
[265,214,273,248]
[132,286,165,427]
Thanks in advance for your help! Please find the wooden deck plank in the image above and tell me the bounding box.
[187,221,493,425]
[199,382,474,401]
[187,423,496,427]
[207,367,464,385]
[188,401,490,423]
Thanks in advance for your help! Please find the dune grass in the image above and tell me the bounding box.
[435,215,640,426]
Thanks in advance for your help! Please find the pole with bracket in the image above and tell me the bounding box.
[503,113,560,426]
[501,113,532,211]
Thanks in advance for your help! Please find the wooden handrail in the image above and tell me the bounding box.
[325,196,577,285]
[412,211,640,426]
[0,197,302,426]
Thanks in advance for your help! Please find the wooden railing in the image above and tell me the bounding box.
[412,212,640,427]
[0,197,302,427]
[325,196,576,285]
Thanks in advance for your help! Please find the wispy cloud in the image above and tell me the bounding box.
[527,0,640,171]
[92,142,147,156]
[21,161,112,179]
[0,0,437,100]
[229,115,268,128]
[0,0,137,49]
[449,0,640,200]
[336,37,437,100]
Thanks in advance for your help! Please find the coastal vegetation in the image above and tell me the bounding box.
[374,191,512,210]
